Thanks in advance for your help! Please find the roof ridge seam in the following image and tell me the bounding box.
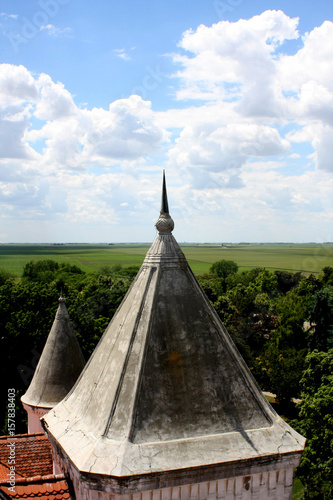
[103,266,157,437]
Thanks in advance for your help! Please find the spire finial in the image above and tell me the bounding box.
[59,289,66,304]
[155,170,174,234]
[160,169,169,215]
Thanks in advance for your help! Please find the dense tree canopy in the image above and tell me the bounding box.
[308,287,333,351]
[294,350,333,498]
[0,262,139,434]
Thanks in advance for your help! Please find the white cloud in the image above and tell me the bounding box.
[0,63,168,239]
[292,81,333,126]
[168,11,333,184]
[287,122,333,172]
[34,73,77,120]
[168,122,290,188]
[0,10,333,243]
[81,96,164,162]
[168,166,333,243]
[40,24,73,37]
[0,65,39,159]
[312,125,333,172]
[0,64,38,106]
[289,153,301,159]
[0,113,37,159]
[278,21,333,92]
[34,74,77,120]
[113,48,132,61]
[29,116,83,170]
[0,13,18,19]
[173,10,299,109]
[0,66,166,171]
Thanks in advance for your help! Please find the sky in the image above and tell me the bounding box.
[0,0,333,243]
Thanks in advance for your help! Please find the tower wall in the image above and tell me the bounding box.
[69,473,294,500]
[48,435,298,500]
[22,402,50,434]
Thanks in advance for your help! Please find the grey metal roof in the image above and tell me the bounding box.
[43,174,305,485]
[21,296,85,408]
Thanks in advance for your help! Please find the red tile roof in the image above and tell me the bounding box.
[0,434,72,499]
[0,474,71,499]
[0,434,53,479]
[0,463,24,482]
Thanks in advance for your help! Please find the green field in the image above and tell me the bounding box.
[0,242,332,277]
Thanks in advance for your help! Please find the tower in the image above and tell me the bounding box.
[21,295,85,434]
[43,173,305,500]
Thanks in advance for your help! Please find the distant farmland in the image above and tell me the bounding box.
[0,243,332,277]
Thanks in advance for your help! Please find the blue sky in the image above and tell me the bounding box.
[0,0,332,243]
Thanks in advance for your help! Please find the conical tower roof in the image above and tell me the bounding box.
[22,296,85,408]
[43,173,305,492]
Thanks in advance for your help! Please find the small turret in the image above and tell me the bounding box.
[21,295,85,434]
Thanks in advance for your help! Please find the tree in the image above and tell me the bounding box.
[294,350,333,498]
[297,274,323,310]
[209,259,238,280]
[66,265,139,359]
[227,282,257,317]
[22,259,60,281]
[308,287,333,351]
[197,274,224,303]
[321,266,333,286]
[273,289,308,350]
[274,270,302,294]
[0,268,14,286]
[22,260,86,286]
[260,338,306,404]
[254,284,308,403]
[250,268,278,295]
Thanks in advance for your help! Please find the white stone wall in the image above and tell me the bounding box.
[72,470,294,500]
[22,402,49,434]
[49,437,296,500]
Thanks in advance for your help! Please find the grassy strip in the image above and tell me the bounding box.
[0,243,332,277]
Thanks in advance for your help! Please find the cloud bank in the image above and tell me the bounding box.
[0,10,332,242]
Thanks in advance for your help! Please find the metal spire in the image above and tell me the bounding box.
[59,288,66,304]
[156,170,174,234]
[160,169,169,215]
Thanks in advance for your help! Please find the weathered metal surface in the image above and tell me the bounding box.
[43,176,305,497]
[22,296,85,408]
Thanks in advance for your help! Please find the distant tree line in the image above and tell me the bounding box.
[1,259,333,498]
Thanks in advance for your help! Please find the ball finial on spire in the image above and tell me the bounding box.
[155,170,174,234]
[59,290,66,304]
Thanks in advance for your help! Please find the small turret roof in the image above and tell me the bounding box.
[43,174,305,490]
[21,296,85,408]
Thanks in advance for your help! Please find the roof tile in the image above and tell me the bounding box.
[0,434,52,479]
[0,474,71,499]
